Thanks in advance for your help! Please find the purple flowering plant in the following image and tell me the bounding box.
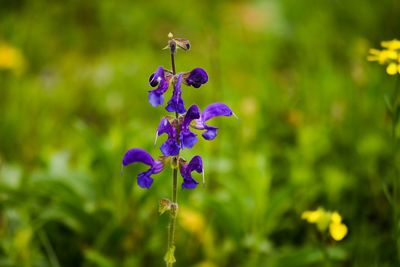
[122,33,235,266]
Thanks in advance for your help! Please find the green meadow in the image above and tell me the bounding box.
[1,0,399,266]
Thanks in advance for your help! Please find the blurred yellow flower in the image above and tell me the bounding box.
[301,208,323,223]
[0,42,26,74]
[367,49,397,64]
[381,39,400,51]
[368,39,400,75]
[302,208,348,241]
[179,207,205,238]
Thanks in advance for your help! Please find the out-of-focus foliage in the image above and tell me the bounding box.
[0,0,399,266]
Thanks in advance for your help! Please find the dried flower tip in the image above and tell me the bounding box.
[174,38,191,51]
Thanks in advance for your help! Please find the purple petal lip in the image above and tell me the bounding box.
[160,139,180,156]
[138,171,154,188]
[148,91,164,107]
[202,126,218,140]
[180,131,198,149]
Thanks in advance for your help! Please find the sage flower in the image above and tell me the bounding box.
[193,102,234,140]
[156,117,180,156]
[156,102,234,156]
[148,66,172,107]
[166,74,186,114]
[183,68,208,88]
[180,155,203,189]
[122,148,163,188]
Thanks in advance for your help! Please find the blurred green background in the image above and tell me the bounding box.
[1,0,400,266]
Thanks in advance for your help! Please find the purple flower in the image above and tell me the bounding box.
[166,74,186,114]
[180,104,200,149]
[193,102,234,140]
[157,117,180,156]
[180,156,203,189]
[122,148,163,188]
[184,68,208,88]
[148,66,172,107]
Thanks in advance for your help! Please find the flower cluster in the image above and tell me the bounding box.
[302,207,348,241]
[368,39,400,75]
[122,35,234,189]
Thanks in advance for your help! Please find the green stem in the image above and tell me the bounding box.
[165,44,179,267]
[391,77,400,139]
[393,77,400,262]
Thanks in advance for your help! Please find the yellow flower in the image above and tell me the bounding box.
[330,211,342,224]
[179,207,205,238]
[367,49,397,64]
[301,208,323,223]
[0,42,26,74]
[381,39,400,51]
[386,62,400,75]
[302,208,348,241]
[368,39,400,75]
[329,221,348,241]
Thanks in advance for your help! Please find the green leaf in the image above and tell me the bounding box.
[164,245,176,265]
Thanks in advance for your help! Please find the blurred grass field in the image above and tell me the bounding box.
[1,0,400,266]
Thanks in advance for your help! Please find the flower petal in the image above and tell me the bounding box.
[329,222,348,241]
[156,118,180,156]
[148,91,164,107]
[180,105,201,149]
[166,74,186,114]
[202,126,218,140]
[182,104,200,129]
[137,170,154,188]
[157,117,175,137]
[122,148,154,166]
[180,131,198,149]
[185,68,208,88]
[180,156,203,189]
[148,67,170,107]
[149,66,165,87]
[387,62,398,75]
[192,103,233,140]
[160,138,180,156]
[201,102,233,122]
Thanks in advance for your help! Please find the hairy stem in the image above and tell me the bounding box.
[392,76,400,262]
[165,48,179,267]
